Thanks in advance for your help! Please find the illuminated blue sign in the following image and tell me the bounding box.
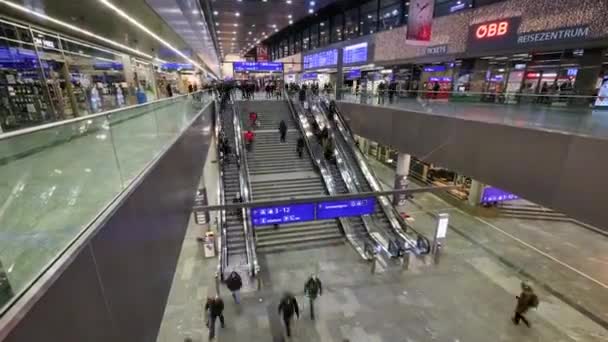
[301,72,318,80]
[346,69,361,80]
[303,49,338,70]
[251,203,315,226]
[480,187,519,204]
[316,198,376,220]
[343,42,368,65]
[233,62,284,73]
[423,65,447,72]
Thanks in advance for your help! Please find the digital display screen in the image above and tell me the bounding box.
[251,204,315,226]
[480,187,519,204]
[303,49,338,69]
[423,65,447,73]
[343,42,368,65]
[316,198,376,220]
[233,62,284,73]
[346,69,361,80]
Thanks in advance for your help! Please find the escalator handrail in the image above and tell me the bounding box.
[215,99,228,280]
[317,96,427,253]
[231,99,259,276]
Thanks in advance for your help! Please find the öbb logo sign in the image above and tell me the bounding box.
[475,21,509,39]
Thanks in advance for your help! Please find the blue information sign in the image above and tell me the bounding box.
[251,203,315,226]
[303,49,338,70]
[316,197,376,220]
[233,62,283,73]
[301,72,318,80]
[343,42,368,65]
[346,69,361,80]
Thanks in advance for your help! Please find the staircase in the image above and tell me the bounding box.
[238,100,343,253]
[498,202,570,222]
[220,104,247,265]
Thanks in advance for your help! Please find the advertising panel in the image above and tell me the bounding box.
[467,17,521,52]
[256,45,269,62]
[594,77,608,109]
[406,0,435,42]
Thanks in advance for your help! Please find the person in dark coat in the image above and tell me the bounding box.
[299,88,306,105]
[304,275,322,320]
[279,120,288,143]
[205,295,225,339]
[296,137,305,158]
[225,271,243,304]
[166,83,173,97]
[512,282,539,327]
[278,292,300,337]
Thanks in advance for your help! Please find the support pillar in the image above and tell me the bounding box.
[467,179,485,207]
[335,48,344,100]
[393,153,411,207]
[574,48,605,103]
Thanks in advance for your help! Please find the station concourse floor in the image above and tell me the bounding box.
[157,139,608,341]
[340,94,608,139]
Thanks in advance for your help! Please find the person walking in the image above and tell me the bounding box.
[225,271,243,304]
[304,275,322,320]
[296,137,305,159]
[205,295,225,340]
[249,111,258,127]
[244,130,255,151]
[278,292,300,338]
[279,120,288,143]
[512,282,539,327]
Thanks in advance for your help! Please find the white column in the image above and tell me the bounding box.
[468,180,485,206]
[393,153,411,206]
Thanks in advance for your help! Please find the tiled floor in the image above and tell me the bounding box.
[157,144,608,342]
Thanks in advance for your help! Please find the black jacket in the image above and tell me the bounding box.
[279,121,287,134]
[278,295,299,319]
[226,271,243,292]
[205,297,224,317]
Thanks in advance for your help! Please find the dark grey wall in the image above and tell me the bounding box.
[4,105,212,342]
[338,102,608,231]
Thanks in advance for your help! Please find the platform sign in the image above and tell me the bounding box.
[251,203,315,226]
[303,49,338,70]
[316,197,376,220]
[343,42,368,65]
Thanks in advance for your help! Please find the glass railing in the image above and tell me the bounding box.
[0,92,211,314]
[336,88,605,136]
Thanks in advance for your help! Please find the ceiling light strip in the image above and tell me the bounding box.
[98,0,206,72]
[0,0,153,59]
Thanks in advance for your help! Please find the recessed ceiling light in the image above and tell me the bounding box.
[215,22,219,26]
[213,11,218,15]
[233,23,238,27]
[310,1,315,5]
[274,28,278,32]
[308,8,313,13]
[272,24,277,28]
[248,31,252,35]
[235,12,240,17]
[288,14,292,19]
[286,0,292,3]
[289,20,293,24]
[217,30,221,33]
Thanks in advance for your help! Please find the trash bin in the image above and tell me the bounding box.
[203,232,216,258]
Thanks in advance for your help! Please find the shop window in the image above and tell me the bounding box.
[403,1,410,24]
[360,0,379,35]
[331,13,344,43]
[302,27,310,51]
[294,32,301,53]
[344,8,359,40]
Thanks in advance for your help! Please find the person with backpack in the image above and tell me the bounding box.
[304,275,322,320]
[249,111,258,127]
[278,292,299,337]
[512,282,539,327]
[296,137,305,159]
[225,271,243,304]
[279,120,288,143]
[205,295,225,339]
[244,130,255,151]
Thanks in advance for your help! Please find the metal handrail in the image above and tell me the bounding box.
[0,91,203,141]
[231,99,259,277]
[215,98,228,280]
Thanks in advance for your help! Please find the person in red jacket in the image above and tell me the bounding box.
[244,130,255,151]
[249,111,258,127]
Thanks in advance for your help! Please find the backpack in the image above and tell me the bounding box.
[529,294,539,308]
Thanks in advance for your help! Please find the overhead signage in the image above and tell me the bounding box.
[303,49,338,69]
[301,72,318,80]
[516,26,590,47]
[251,204,315,226]
[425,44,448,56]
[423,65,447,73]
[346,69,361,80]
[406,0,434,42]
[343,42,368,65]
[233,62,283,73]
[429,76,452,82]
[316,198,376,220]
[480,186,519,204]
[467,17,521,52]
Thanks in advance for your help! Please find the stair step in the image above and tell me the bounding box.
[257,234,344,252]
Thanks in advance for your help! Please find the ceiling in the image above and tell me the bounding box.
[208,0,336,58]
[0,0,220,75]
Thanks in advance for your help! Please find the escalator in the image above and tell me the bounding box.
[313,97,431,255]
[216,98,258,279]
